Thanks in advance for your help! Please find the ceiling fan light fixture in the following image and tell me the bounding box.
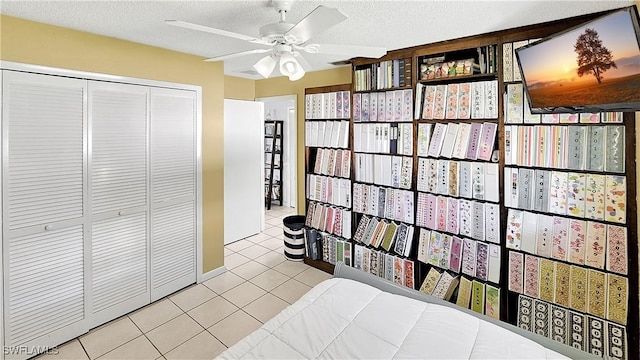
[279,53,301,77]
[253,55,277,78]
[288,66,305,81]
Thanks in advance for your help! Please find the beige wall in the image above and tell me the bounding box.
[254,67,352,212]
[224,75,255,100]
[0,15,225,273]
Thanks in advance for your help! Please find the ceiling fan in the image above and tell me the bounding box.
[166,0,387,80]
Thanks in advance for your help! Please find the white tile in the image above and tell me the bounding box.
[263,226,283,237]
[273,260,309,277]
[223,247,234,257]
[203,271,244,294]
[36,339,88,360]
[270,279,312,304]
[242,293,289,323]
[294,267,333,287]
[208,311,262,348]
[164,331,227,360]
[225,239,254,252]
[265,217,282,227]
[231,260,269,280]
[146,314,204,355]
[129,298,183,333]
[224,252,251,269]
[80,317,142,359]
[253,250,286,268]
[169,284,216,311]
[238,244,272,259]
[221,281,266,308]
[245,232,272,243]
[97,335,160,360]
[187,296,238,328]
[249,268,290,291]
[259,236,285,250]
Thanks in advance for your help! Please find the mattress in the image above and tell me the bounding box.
[218,277,569,359]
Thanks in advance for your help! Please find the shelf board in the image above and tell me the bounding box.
[303,257,335,275]
[418,72,497,84]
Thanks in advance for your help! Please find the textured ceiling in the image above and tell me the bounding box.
[1,0,635,79]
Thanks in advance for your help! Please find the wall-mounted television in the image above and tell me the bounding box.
[515,5,640,114]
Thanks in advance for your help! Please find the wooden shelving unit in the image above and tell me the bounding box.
[265,120,283,209]
[302,7,638,360]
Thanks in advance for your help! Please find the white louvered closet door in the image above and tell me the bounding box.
[2,71,89,357]
[149,88,196,301]
[89,82,150,326]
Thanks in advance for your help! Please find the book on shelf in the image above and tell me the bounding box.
[419,267,442,295]
[471,280,486,314]
[485,285,500,320]
[456,276,473,309]
[431,271,460,301]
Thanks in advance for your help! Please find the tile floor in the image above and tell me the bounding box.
[39,206,332,360]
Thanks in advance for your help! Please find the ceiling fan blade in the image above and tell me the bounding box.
[166,20,270,45]
[293,53,312,72]
[284,6,347,44]
[204,49,271,62]
[304,43,387,59]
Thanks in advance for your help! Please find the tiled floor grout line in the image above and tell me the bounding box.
[204,327,228,350]
[127,318,165,358]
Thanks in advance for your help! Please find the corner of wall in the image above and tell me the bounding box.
[224,75,256,101]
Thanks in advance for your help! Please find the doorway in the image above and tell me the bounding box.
[255,95,297,213]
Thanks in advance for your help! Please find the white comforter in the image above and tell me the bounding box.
[218,278,568,359]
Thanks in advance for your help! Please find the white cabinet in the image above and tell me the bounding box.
[2,71,89,354]
[1,68,200,359]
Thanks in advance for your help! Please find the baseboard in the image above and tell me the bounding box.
[200,265,227,282]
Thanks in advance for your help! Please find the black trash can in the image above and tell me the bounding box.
[282,215,306,261]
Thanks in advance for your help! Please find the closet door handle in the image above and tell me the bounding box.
[118,211,125,216]
[44,224,53,231]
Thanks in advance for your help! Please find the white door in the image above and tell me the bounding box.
[88,81,150,325]
[149,88,196,301]
[223,99,263,245]
[2,71,89,358]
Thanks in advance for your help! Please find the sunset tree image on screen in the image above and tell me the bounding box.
[574,28,617,84]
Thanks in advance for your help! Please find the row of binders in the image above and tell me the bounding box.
[510,253,628,325]
[304,228,352,266]
[304,201,352,240]
[505,168,626,224]
[354,154,413,190]
[415,80,499,120]
[504,125,625,173]
[516,295,627,359]
[353,89,413,122]
[304,120,350,149]
[417,122,497,161]
[353,59,409,92]
[417,158,500,202]
[505,209,628,275]
[417,228,501,284]
[352,215,415,257]
[305,91,351,119]
[416,193,500,244]
[353,122,413,155]
[312,148,351,178]
[352,183,415,225]
[306,175,351,208]
[353,244,415,290]
[504,83,625,124]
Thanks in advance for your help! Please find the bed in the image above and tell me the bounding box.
[218,262,599,359]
